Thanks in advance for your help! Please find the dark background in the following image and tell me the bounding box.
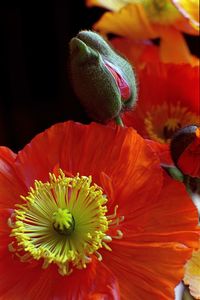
[0,2,199,152]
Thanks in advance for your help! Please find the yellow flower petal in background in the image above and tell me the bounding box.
[184,248,200,299]
[93,3,158,39]
[86,0,128,11]
[91,1,198,65]
[87,0,198,33]
[172,0,200,30]
[143,0,182,25]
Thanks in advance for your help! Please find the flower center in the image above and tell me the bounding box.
[144,102,199,143]
[163,118,182,140]
[8,170,123,276]
[52,208,75,236]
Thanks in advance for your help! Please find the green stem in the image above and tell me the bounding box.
[114,115,124,127]
[184,175,192,195]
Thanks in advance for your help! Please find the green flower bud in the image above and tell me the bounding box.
[69,30,137,123]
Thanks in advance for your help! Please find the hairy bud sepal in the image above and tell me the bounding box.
[69,30,137,123]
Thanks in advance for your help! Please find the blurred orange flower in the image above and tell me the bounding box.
[86,0,199,64]
[123,63,200,144]
[0,121,199,299]
[111,36,199,68]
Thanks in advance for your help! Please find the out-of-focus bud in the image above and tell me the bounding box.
[69,30,137,123]
[170,125,200,178]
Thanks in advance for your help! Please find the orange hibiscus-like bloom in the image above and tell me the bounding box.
[0,121,199,299]
[86,0,199,65]
[123,63,200,145]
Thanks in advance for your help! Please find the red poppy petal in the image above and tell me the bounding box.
[104,242,194,300]
[123,63,199,141]
[0,146,16,163]
[146,139,173,165]
[0,147,25,208]
[117,174,199,248]
[15,122,163,208]
[0,245,119,300]
[102,174,199,299]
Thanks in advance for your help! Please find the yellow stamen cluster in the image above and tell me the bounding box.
[8,171,123,276]
[144,102,199,143]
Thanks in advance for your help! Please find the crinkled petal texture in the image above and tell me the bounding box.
[123,63,200,142]
[146,140,173,166]
[0,121,199,300]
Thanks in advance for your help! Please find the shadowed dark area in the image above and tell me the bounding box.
[0,2,104,151]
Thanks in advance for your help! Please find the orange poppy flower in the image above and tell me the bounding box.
[123,63,200,144]
[0,121,199,299]
[86,0,199,65]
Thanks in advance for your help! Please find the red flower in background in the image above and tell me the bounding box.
[123,63,199,144]
[0,121,199,299]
